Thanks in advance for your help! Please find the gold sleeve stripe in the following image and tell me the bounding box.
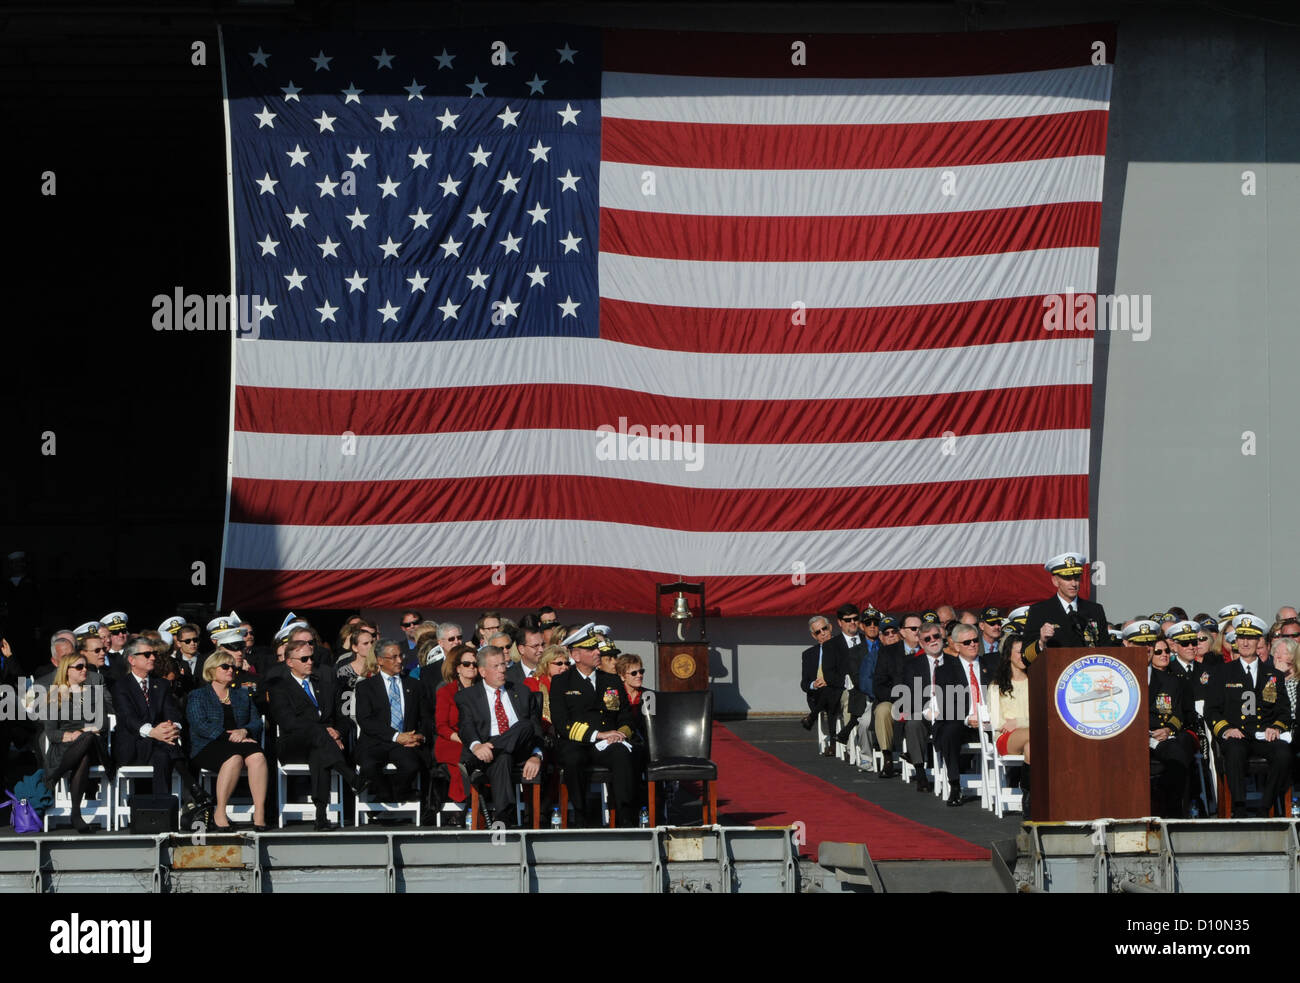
[1213,720,1228,737]
[569,722,589,741]
[1168,716,1181,729]
[618,725,633,738]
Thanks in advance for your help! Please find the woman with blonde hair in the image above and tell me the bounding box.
[187,652,268,831]
[337,626,378,692]
[42,651,113,832]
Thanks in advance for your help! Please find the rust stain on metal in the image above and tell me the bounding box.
[172,845,244,869]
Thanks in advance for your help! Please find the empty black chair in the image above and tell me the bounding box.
[644,690,717,826]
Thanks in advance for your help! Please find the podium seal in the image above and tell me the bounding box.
[1054,653,1140,739]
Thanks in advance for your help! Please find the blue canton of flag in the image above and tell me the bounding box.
[222,27,600,343]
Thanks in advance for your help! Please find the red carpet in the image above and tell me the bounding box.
[712,723,989,862]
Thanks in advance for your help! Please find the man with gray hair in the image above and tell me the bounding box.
[34,631,75,686]
[933,622,993,807]
[430,623,463,668]
[114,637,209,809]
[799,616,843,746]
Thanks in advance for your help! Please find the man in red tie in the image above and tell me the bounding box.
[934,623,994,807]
[456,645,544,827]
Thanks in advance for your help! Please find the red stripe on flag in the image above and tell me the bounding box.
[602,25,1117,78]
[601,112,1110,170]
[599,296,1091,354]
[600,202,1102,263]
[221,562,1054,616]
[229,474,1087,530]
[234,383,1090,440]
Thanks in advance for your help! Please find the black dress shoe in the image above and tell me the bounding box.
[253,824,270,833]
[879,763,896,779]
[800,714,814,731]
[314,816,340,831]
[946,789,963,807]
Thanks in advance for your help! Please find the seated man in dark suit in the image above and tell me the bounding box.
[270,638,368,830]
[933,623,993,806]
[902,621,947,792]
[355,640,430,803]
[113,638,208,810]
[799,616,842,748]
[549,623,638,828]
[456,645,544,827]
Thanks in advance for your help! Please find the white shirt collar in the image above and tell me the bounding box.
[380,670,400,684]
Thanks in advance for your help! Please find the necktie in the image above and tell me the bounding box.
[968,663,981,706]
[302,678,318,708]
[140,678,150,709]
[387,675,402,730]
[494,688,510,734]
[815,645,824,684]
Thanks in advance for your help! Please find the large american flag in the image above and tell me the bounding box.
[217,24,1114,615]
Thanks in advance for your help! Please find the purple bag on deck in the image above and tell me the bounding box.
[0,790,43,834]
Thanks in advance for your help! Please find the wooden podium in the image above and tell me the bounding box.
[1028,646,1149,821]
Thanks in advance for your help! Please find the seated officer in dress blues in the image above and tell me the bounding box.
[549,623,638,827]
[1022,553,1109,667]
[1206,613,1293,818]
[1129,620,1195,818]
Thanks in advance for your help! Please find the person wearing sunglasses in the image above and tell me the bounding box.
[866,616,908,778]
[826,603,866,747]
[427,643,482,818]
[1131,621,1194,818]
[932,623,994,807]
[114,637,211,816]
[42,651,113,832]
[535,644,570,733]
[799,615,844,750]
[901,621,949,793]
[186,636,269,831]
[400,611,424,651]
[272,637,368,830]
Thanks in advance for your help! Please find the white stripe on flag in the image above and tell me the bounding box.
[598,247,1098,309]
[224,515,1089,574]
[598,157,1104,216]
[234,337,1092,398]
[231,427,1089,485]
[601,66,1112,125]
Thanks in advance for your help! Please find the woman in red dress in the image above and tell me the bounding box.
[434,643,479,811]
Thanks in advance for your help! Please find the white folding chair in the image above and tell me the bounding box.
[113,769,183,830]
[195,722,266,824]
[979,725,1024,817]
[933,739,988,804]
[44,714,113,832]
[351,721,422,826]
[273,725,345,828]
